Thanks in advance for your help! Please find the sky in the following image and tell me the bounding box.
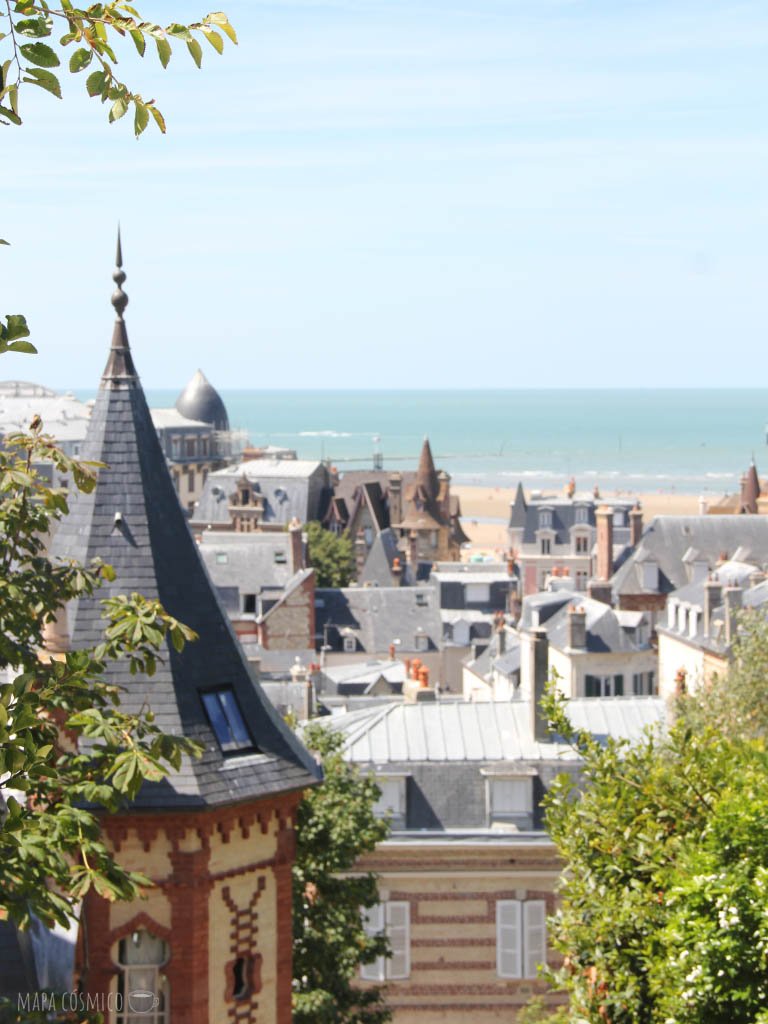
[3,0,768,389]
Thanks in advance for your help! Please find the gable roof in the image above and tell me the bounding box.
[49,244,319,810]
[612,515,768,597]
[315,585,442,653]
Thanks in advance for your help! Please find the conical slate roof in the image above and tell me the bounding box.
[414,437,439,503]
[175,368,229,431]
[509,482,527,528]
[741,460,760,514]
[50,241,319,809]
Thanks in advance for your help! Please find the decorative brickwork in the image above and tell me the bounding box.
[222,878,267,1022]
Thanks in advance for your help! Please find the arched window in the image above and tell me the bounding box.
[116,929,169,1024]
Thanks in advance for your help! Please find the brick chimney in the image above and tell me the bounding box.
[521,627,549,742]
[596,505,614,581]
[630,504,643,547]
[703,576,722,636]
[289,519,304,572]
[567,605,586,650]
[724,585,742,645]
[388,473,402,525]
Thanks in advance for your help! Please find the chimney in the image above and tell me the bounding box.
[698,495,709,515]
[289,519,304,572]
[703,576,722,636]
[724,585,742,645]
[521,627,549,743]
[587,580,613,606]
[630,504,643,547]
[388,473,402,525]
[567,606,587,650]
[596,505,614,582]
[408,530,419,571]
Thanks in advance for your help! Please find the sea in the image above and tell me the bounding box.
[78,388,768,497]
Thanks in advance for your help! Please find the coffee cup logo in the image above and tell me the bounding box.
[127,990,160,1014]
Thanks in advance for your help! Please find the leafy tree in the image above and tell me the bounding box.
[293,722,391,1024]
[306,520,355,588]
[0,424,199,931]
[541,616,768,1024]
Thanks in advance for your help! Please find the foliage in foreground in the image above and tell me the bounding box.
[542,612,768,1024]
[0,425,199,932]
[0,1,236,137]
[306,521,355,588]
[293,723,391,1024]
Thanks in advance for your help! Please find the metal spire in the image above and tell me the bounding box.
[111,225,129,320]
[102,226,137,385]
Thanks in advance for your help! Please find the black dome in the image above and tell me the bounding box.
[175,369,229,431]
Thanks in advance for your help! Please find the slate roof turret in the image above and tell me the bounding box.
[50,240,319,809]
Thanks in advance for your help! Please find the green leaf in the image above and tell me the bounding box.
[68,47,92,73]
[129,28,146,57]
[200,27,223,54]
[14,17,52,38]
[85,69,106,97]
[109,97,127,123]
[186,37,202,68]
[149,105,166,134]
[133,101,149,137]
[4,314,30,340]
[20,41,60,68]
[155,36,171,69]
[0,239,8,245]
[0,105,22,126]
[23,67,62,99]
[6,340,37,354]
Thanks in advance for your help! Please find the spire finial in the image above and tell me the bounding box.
[111,226,128,320]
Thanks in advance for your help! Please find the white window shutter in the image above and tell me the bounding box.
[360,903,386,981]
[496,900,522,978]
[523,900,547,978]
[386,901,410,979]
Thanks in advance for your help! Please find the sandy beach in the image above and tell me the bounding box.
[455,484,704,559]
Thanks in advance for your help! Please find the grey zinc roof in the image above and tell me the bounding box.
[315,586,443,653]
[199,531,297,594]
[49,263,319,811]
[612,516,768,597]
[175,368,229,431]
[359,527,405,587]
[327,697,665,764]
[193,458,331,527]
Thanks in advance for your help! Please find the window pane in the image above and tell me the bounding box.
[523,901,547,978]
[497,901,522,978]
[491,779,530,814]
[361,904,385,982]
[218,690,251,747]
[386,902,410,979]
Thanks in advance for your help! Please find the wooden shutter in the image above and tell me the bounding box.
[386,901,410,979]
[360,903,385,981]
[523,900,547,978]
[496,900,522,978]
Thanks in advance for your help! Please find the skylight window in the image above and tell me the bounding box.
[201,689,253,753]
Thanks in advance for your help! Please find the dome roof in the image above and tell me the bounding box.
[175,369,229,431]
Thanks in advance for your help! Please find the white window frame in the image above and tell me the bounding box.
[343,635,357,653]
[486,775,534,825]
[361,901,411,981]
[465,582,490,604]
[414,633,429,652]
[496,900,547,979]
[116,930,169,1024]
[372,776,407,827]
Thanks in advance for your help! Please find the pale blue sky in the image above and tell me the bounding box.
[3,0,768,388]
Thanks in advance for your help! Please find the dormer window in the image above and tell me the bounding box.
[574,506,588,524]
[539,510,552,529]
[202,689,254,753]
[613,510,624,527]
[485,774,534,828]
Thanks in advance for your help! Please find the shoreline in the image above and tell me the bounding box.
[455,484,707,559]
